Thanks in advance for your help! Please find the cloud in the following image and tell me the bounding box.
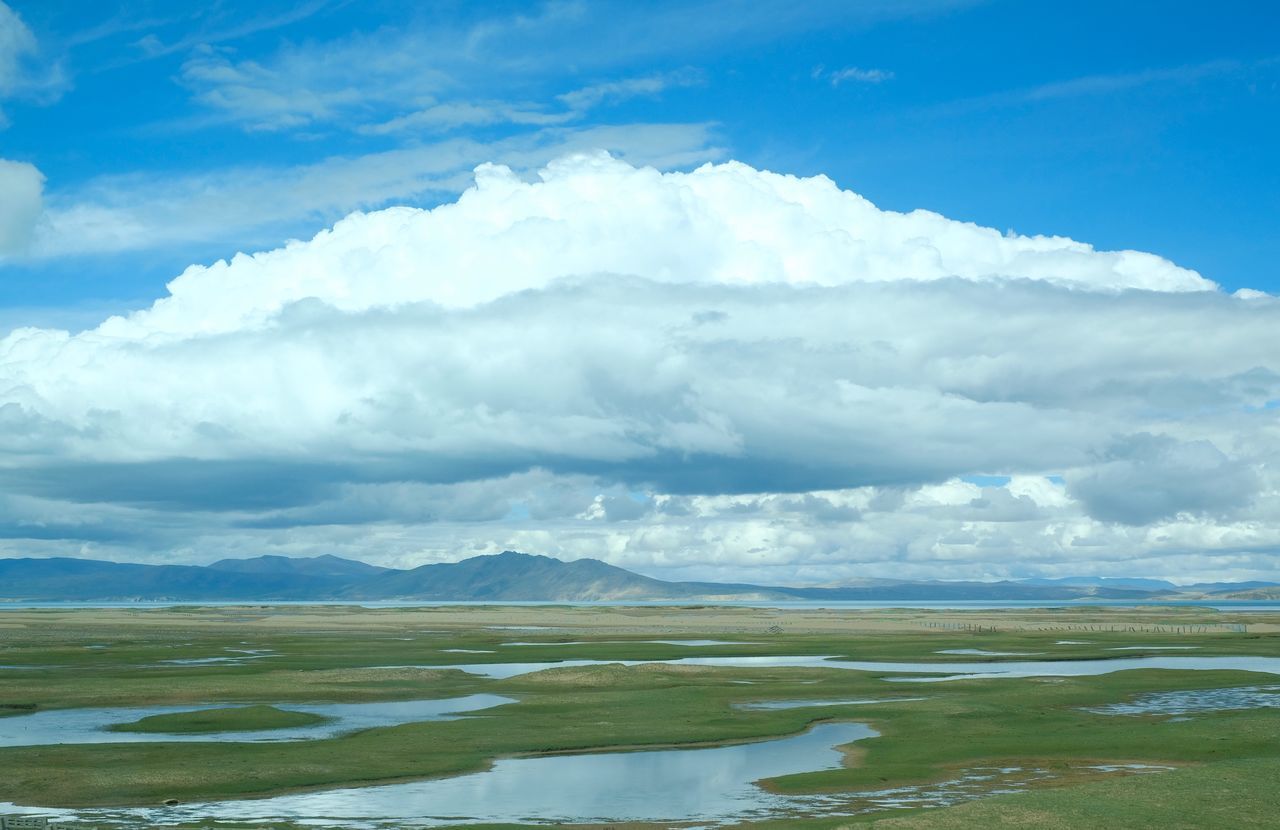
[28,124,725,257]
[925,56,1275,118]
[0,1,66,121]
[354,70,703,138]
[0,157,43,254]
[1,153,1276,581]
[556,69,703,111]
[1066,433,1259,525]
[76,151,1208,335]
[176,38,452,132]
[165,1,966,135]
[813,65,894,86]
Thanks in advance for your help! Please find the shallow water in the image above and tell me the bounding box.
[1083,685,1280,716]
[2,724,1182,828]
[502,639,761,647]
[61,722,876,827]
[935,649,1040,656]
[734,698,926,711]
[0,695,513,747]
[417,654,1280,681]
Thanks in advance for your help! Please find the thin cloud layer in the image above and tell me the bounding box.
[0,154,1274,582]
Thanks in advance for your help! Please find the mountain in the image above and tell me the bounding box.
[1018,576,1180,591]
[0,552,1273,603]
[342,551,783,601]
[1204,586,1280,600]
[0,557,364,601]
[208,554,389,579]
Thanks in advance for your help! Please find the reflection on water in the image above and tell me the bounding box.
[734,698,926,710]
[935,649,1040,656]
[71,722,875,827]
[0,695,513,747]
[2,724,1182,829]
[1083,685,1280,716]
[417,654,1280,681]
[502,639,762,647]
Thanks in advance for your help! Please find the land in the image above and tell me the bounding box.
[107,704,330,734]
[0,603,1277,827]
[1,551,1274,602]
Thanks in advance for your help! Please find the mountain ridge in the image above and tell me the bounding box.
[0,552,1273,602]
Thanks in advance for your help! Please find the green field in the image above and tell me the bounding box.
[0,603,1277,827]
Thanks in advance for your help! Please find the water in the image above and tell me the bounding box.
[734,698,927,711]
[414,654,1280,681]
[0,695,513,747]
[1083,685,1280,716]
[935,649,1040,656]
[1,723,1182,828]
[56,722,876,827]
[501,639,762,647]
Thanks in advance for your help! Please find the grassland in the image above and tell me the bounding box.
[107,704,330,734]
[0,603,1277,827]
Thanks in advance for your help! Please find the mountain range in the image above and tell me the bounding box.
[0,551,1273,603]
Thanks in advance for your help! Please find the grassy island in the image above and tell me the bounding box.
[108,704,330,734]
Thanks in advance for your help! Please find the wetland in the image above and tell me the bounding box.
[0,602,1278,828]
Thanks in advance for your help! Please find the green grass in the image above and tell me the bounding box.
[107,704,331,734]
[857,757,1280,829]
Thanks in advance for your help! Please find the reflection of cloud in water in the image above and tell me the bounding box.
[0,695,513,747]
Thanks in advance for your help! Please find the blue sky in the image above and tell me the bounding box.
[0,1,1277,582]
[1,0,1277,318]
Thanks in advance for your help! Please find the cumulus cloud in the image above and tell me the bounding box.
[1,153,1275,581]
[0,157,43,254]
[79,152,1211,338]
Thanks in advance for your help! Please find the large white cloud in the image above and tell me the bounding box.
[0,154,1275,581]
[95,152,1212,340]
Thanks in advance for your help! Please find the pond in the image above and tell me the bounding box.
[0,694,514,747]
[1083,685,1280,716]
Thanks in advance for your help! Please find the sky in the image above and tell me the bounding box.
[0,0,1277,585]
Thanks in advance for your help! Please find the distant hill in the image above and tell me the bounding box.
[1018,576,1180,592]
[0,557,362,601]
[1206,586,1280,600]
[0,551,1273,603]
[208,554,389,579]
[342,551,782,601]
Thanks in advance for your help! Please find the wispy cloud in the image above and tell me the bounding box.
[927,57,1268,117]
[127,0,341,61]
[556,68,703,110]
[28,123,725,257]
[0,1,68,123]
[356,70,704,138]
[812,64,894,87]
